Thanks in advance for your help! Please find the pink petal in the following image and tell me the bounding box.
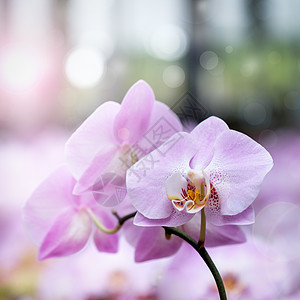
[23,166,79,246]
[184,214,246,247]
[124,224,182,262]
[205,130,273,215]
[92,208,119,253]
[190,116,229,170]
[65,101,121,180]
[136,227,182,262]
[113,80,155,144]
[74,147,119,195]
[126,132,197,220]
[93,229,118,253]
[134,211,193,227]
[38,208,92,260]
[148,101,182,133]
[165,172,188,200]
[205,224,246,247]
[136,100,183,152]
[74,148,127,206]
[206,205,255,226]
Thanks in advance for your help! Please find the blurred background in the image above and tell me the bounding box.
[1,0,300,299]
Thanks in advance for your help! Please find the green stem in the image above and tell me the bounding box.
[88,210,137,234]
[198,208,206,247]
[112,211,137,225]
[87,209,121,234]
[163,226,227,300]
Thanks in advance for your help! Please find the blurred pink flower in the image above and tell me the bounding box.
[0,131,67,297]
[65,80,182,207]
[127,116,273,229]
[251,131,300,297]
[255,130,300,210]
[23,166,119,260]
[37,237,169,300]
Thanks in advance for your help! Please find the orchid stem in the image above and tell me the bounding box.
[163,226,227,300]
[198,208,206,247]
[112,210,137,225]
[87,209,121,234]
[90,210,137,234]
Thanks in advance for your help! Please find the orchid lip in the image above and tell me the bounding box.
[166,170,211,214]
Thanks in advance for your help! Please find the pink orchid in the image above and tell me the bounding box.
[127,116,273,228]
[123,221,182,262]
[65,80,182,206]
[23,166,119,260]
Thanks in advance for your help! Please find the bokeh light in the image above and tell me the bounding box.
[0,44,49,94]
[65,46,105,88]
[200,51,219,71]
[149,25,188,61]
[163,65,185,88]
[242,102,268,126]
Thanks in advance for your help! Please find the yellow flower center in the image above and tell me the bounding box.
[187,189,202,204]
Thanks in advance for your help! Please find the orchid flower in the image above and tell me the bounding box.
[127,116,273,229]
[122,220,182,262]
[65,80,182,207]
[23,166,119,260]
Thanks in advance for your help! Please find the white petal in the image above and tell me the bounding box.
[171,200,185,211]
[165,172,188,200]
[186,202,205,214]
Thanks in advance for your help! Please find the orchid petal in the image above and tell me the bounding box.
[206,205,255,226]
[134,226,182,262]
[65,101,120,180]
[74,150,127,206]
[171,200,186,211]
[205,130,273,215]
[184,214,246,247]
[186,201,205,214]
[113,80,155,144]
[205,224,246,247]
[23,166,79,246]
[149,101,182,133]
[127,132,197,220]
[136,100,183,153]
[123,220,181,262]
[165,172,187,201]
[72,146,119,194]
[133,211,194,227]
[92,208,119,253]
[38,208,92,260]
[190,116,229,170]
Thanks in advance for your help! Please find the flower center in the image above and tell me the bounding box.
[165,170,211,214]
[119,144,139,167]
